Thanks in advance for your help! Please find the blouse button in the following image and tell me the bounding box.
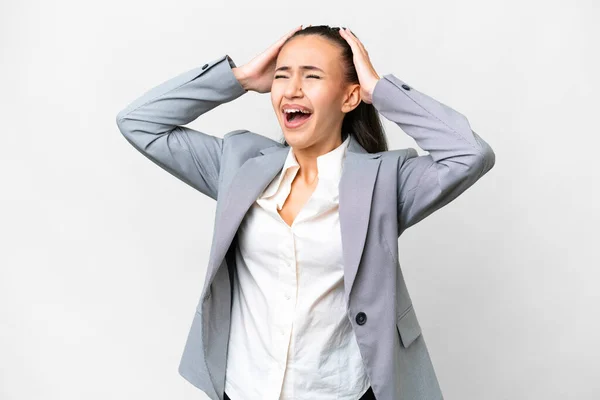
[355,312,367,325]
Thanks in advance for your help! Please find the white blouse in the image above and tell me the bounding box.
[224,135,371,400]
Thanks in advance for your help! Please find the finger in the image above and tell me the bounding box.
[347,29,368,54]
[276,25,302,44]
[286,25,303,39]
[340,28,365,56]
[268,25,302,54]
[343,28,368,54]
[339,28,360,50]
[339,28,355,48]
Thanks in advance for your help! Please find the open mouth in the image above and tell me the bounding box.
[283,110,313,128]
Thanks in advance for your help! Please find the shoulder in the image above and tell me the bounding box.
[376,148,419,164]
[224,129,281,150]
[221,130,284,169]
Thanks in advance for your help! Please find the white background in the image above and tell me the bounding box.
[1,0,598,399]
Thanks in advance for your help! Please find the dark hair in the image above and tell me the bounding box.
[277,25,388,153]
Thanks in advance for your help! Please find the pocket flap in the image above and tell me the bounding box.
[396,305,422,348]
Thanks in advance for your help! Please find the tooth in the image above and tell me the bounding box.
[283,108,310,113]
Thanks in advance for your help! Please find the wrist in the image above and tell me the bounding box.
[232,67,251,91]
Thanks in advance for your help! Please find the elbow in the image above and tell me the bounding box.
[115,110,126,129]
[475,141,496,178]
[468,129,496,175]
[115,110,131,138]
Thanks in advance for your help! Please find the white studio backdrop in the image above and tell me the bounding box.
[1,0,598,399]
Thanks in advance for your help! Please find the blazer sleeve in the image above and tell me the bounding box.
[115,54,247,200]
[371,74,496,235]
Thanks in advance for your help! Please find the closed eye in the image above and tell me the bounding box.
[274,74,321,79]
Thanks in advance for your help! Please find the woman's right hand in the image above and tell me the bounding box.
[233,25,304,93]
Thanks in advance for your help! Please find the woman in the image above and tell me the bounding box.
[116,25,495,400]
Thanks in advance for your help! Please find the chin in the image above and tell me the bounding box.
[283,131,313,148]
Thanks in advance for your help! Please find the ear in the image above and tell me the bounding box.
[341,84,361,113]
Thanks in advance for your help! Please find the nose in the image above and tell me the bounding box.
[283,75,303,99]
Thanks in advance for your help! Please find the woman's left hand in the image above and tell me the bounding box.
[339,28,380,104]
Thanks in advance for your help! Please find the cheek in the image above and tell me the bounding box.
[307,86,339,112]
[312,98,338,118]
[270,91,280,113]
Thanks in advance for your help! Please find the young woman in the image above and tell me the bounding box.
[116,25,495,400]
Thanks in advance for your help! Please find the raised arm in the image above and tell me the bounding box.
[115,54,247,200]
[371,75,496,235]
[337,27,495,236]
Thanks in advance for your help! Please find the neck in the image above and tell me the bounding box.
[292,134,343,185]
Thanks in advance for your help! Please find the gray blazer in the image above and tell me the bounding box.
[116,54,495,400]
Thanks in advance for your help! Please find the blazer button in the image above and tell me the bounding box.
[355,312,367,325]
[401,84,411,91]
[202,63,209,70]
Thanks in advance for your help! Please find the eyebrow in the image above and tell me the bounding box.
[274,65,325,73]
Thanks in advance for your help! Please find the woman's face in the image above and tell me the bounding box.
[271,35,360,151]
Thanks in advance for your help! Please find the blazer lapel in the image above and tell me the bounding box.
[204,144,289,289]
[203,135,381,306]
[339,136,381,305]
